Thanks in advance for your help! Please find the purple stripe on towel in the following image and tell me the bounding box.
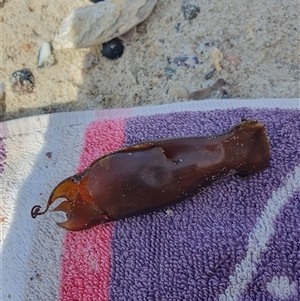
[109,109,299,301]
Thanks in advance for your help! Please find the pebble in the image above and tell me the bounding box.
[164,67,176,78]
[174,56,199,67]
[168,86,189,98]
[204,69,216,80]
[199,41,214,47]
[188,78,226,100]
[10,69,35,93]
[188,87,212,100]
[197,41,218,59]
[182,2,200,20]
[174,23,181,32]
[198,41,215,53]
[83,53,99,69]
[101,39,124,60]
[45,152,52,159]
[211,48,223,71]
[220,89,229,99]
[224,54,241,65]
[37,42,55,68]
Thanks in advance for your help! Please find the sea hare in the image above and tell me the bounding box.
[31,119,270,231]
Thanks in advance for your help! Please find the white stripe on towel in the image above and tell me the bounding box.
[219,164,300,301]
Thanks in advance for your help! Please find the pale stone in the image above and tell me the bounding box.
[83,53,99,69]
[168,86,189,99]
[37,42,55,68]
[53,0,157,49]
[211,48,223,71]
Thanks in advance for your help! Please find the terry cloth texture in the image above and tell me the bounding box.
[0,99,299,301]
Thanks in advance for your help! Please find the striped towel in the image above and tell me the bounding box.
[1,99,299,301]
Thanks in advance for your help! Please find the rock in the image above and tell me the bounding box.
[168,86,189,98]
[45,152,52,159]
[10,69,35,94]
[223,54,241,65]
[173,56,199,67]
[220,89,229,99]
[174,23,181,32]
[188,86,212,100]
[188,78,226,100]
[53,0,157,49]
[164,67,176,78]
[197,41,218,58]
[204,69,216,80]
[101,38,124,59]
[211,48,223,72]
[182,1,200,20]
[83,52,99,69]
[37,42,56,68]
[198,41,214,52]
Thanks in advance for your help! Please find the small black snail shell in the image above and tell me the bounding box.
[101,39,124,60]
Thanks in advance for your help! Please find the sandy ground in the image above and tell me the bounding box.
[0,0,299,121]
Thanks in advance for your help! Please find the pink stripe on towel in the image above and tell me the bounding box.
[59,119,126,301]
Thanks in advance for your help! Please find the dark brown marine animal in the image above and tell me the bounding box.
[31,119,270,231]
